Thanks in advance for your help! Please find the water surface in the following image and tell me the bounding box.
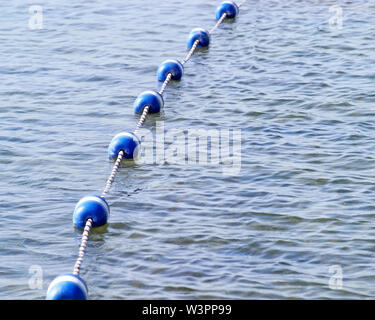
[0,0,375,299]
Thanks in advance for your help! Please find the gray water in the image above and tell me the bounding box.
[1,0,375,299]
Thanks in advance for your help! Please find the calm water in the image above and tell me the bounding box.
[1,0,375,299]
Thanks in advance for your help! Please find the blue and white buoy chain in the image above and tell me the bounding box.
[46,0,246,300]
[139,3,245,129]
[73,81,150,275]
[73,147,124,276]
[71,7,231,277]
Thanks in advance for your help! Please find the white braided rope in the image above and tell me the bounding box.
[209,12,227,34]
[181,39,200,66]
[73,218,93,276]
[134,105,150,135]
[159,73,173,95]
[101,150,124,198]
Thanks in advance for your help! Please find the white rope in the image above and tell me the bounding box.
[209,12,227,34]
[159,73,173,95]
[73,218,93,276]
[181,39,200,66]
[134,105,150,135]
[101,150,124,198]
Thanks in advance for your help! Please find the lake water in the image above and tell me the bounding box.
[1,0,375,299]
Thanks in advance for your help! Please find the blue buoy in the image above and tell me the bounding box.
[46,273,88,300]
[215,1,239,20]
[73,195,110,228]
[108,131,140,160]
[157,59,184,82]
[134,90,164,115]
[187,28,210,50]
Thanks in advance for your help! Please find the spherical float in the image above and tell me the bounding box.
[46,273,88,300]
[187,28,210,50]
[134,90,164,115]
[108,131,140,160]
[157,59,184,82]
[215,1,239,20]
[73,195,110,228]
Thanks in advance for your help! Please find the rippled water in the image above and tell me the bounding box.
[1,0,375,299]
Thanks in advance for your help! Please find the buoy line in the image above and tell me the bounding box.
[46,0,246,300]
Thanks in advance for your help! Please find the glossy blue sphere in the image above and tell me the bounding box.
[215,1,239,20]
[46,273,88,300]
[108,131,140,160]
[134,90,164,115]
[187,28,210,49]
[73,195,109,228]
[157,59,184,82]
